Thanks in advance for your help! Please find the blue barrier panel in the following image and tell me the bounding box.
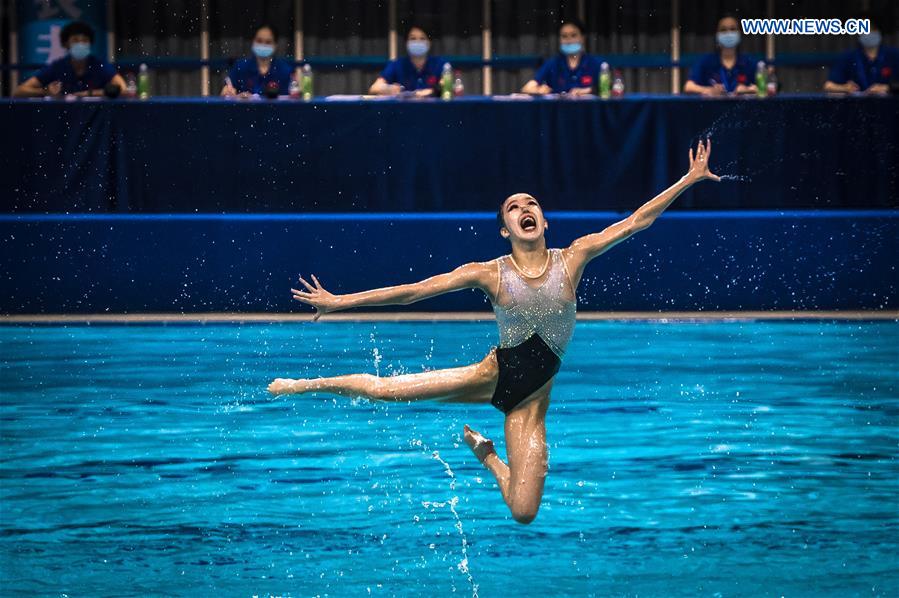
[1,212,895,314]
[2,96,897,213]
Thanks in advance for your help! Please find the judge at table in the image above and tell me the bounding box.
[222,24,293,97]
[522,19,602,96]
[683,15,757,96]
[13,21,125,98]
[369,26,444,97]
[824,14,898,96]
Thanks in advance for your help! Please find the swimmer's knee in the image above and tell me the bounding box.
[509,493,540,524]
[510,503,538,525]
[365,374,393,401]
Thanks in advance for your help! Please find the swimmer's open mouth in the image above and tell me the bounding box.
[519,214,537,232]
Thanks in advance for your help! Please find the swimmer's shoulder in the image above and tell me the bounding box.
[452,259,500,282]
[455,258,504,300]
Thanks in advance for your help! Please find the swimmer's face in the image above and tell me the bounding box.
[498,193,548,242]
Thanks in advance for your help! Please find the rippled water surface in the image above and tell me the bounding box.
[1,321,897,596]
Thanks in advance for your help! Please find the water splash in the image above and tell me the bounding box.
[410,439,479,598]
[370,332,382,376]
[718,174,752,182]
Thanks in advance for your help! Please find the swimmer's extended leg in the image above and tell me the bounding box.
[268,350,498,403]
[466,393,550,525]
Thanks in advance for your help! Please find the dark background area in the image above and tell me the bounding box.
[2,0,898,96]
[3,96,897,212]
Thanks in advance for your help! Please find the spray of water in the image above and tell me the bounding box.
[410,438,479,598]
[370,332,382,376]
[693,102,773,183]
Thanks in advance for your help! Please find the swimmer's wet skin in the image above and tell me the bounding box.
[268,138,721,524]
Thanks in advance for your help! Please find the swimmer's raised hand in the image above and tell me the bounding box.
[562,138,719,279]
[291,275,340,321]
[685,138,720,183]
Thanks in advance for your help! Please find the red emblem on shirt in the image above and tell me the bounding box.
[581,75,593,86]
[426,75,438,86]
[882,66,892,78]
[737,73,747,84]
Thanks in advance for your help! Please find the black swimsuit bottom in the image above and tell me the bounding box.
[491,333,562,414]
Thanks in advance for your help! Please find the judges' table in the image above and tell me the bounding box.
[2,94,897,212]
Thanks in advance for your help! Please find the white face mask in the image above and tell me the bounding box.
[252,43,275,58]
[858,31,882,49]
[407,40,430,57]
[560,42,583,55]
[716,31,741,49]
[69,42,91,60]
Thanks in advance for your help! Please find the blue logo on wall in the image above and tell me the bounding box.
[17,0,107,75]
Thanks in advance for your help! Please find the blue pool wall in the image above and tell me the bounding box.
[1,211,895,314]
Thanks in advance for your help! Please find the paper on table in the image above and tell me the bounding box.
[490,93,536,101]
[325,94,394,101]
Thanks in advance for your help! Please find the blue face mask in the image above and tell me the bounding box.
[252,43,275,58]
[407,40,430,57]
[716,31,741,48]
[561,42,583,56]
[69,42,91,60]
[858,31,882,49]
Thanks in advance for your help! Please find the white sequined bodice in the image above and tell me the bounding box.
[491,248,577,358]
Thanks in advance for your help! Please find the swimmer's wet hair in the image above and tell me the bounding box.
[61,21,95,45]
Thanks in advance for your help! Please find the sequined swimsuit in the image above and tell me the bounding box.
[489,248,577,413]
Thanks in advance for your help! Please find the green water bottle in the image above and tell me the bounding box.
[302,64,313,101]
[441,62,453,101]
[599,62,611,99]
[755,61,767,98]
[137,63,150,100]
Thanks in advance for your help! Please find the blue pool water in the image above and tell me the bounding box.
[1,320,897,596]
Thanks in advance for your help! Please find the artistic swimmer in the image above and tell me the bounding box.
[268,139,720,524]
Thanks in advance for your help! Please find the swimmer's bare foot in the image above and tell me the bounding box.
[464,424,496,465]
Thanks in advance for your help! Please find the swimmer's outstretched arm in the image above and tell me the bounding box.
[562,138,720,287]
[289,262,497,320]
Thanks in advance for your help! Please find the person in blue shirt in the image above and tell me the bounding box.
[522,19,603,95]
[684,15,757,96]
[824,14,897,96]
[14,21,124,98]
[369,25,443,97]
[222,24,293,97]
